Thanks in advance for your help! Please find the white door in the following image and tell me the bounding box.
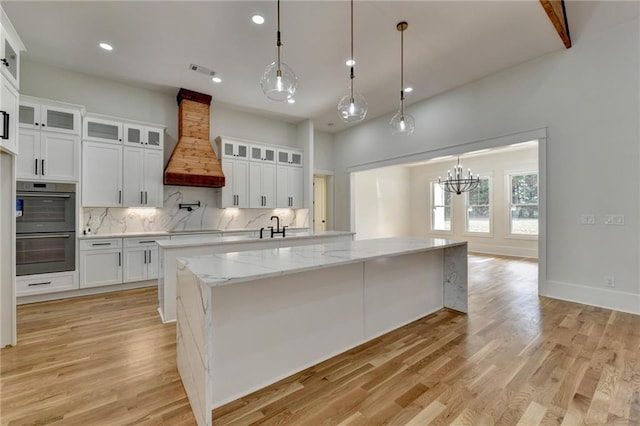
[290,167,304,208]
[123,247,147,282]
[144,149,163,207]
[16,128,39,180]
[221,158,235,207]
[147,247,160,279]
[234,160,249,208]
[262,164,276,208]
[249,163,263,208]
[123,146,144,207]
[0,78,19,155]
[82,142,123,207]
[41,133,80,181]
[276,167,289,208]
[80,249,122,288]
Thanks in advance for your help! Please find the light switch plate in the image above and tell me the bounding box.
[604,214,624,225]
[581,214,595,225]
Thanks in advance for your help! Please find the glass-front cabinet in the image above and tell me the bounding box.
[19,101,81,135]
[0,20,23,90]
[277,148,303,167]
[250,145,276,163]
[83,115,123,144]
[124,123,163,149]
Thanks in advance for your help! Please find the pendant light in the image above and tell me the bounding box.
[261,0,297,101]
[390,21,415,135]
[438,156,480,195]
[337,0,367,122]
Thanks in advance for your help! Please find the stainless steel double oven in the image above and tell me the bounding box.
[16,181,76,276]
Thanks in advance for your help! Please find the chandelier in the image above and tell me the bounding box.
[260,0,297,101]
[438,156,480,195]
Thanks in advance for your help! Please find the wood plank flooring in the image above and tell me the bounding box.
[2,254,640,425]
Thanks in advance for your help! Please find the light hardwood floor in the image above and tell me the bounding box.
[2,255,639,425]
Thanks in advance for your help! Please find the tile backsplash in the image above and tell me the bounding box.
[82,186,308,235]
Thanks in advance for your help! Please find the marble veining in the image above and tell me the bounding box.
[178,237,467,289]
[82,185,308,235]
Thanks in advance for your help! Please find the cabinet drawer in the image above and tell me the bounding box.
[80,238,122,250]
[124,236,169,247]
[17,272,78,296]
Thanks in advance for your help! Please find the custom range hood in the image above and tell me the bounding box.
[164,88,225,188]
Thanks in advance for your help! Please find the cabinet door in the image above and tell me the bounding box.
[276,166,289,208]
[123,147,145,207]
[16,129,39,180]
[41,133,80,181]
[41,106,80,135]
[147,247,160,279]
[83,117,123,144]
[82,142,123,207]
[290,167,304,208]
[290,152,303,167]
[123,247,147,282]
[222,140,249,159]
[262,164,276,208]
[249,163,263,208]
[80,249,122,288]
[146,127,163,149]
[0,77,19,154]
[220,158,235,207]
[1,29,19,89]
[234,159,249,208]
[143,149,163,207]
[18,101,40,130]
[124,123,144,146]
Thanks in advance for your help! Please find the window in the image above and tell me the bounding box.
[509,172,538,236]
[466,177,490,233]
[432,182,452,231]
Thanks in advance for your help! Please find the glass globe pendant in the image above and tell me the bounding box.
[337,0,367,122]
[261,0,297,101]
[390,22,415,135]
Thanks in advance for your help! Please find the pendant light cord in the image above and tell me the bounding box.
[400,25,404,118]
[350,0,355,102]
[276,0,282,75]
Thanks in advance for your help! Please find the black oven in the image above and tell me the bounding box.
[16,181,76,276]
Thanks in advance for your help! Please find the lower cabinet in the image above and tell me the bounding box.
[80,238,123,288]
[123,237,168,282]
[16,271,78,297]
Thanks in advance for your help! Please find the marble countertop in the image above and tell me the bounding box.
[157,230,355,248]
[178,237,466,287]
[77,228,310,240]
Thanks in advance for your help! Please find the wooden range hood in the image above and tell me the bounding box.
[163,88,225,188]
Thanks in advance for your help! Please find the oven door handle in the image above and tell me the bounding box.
[16,193,71,198]
[16,234,71,240]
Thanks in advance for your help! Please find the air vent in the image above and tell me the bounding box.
[189,63,216,77]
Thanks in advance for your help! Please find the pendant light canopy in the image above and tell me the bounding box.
[337,0,367,123]
[261,0,297,101]
[438,156,480,195]
[390,21,415,135]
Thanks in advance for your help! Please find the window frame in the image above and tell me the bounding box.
[430,180,453,233]
[506,171,539,240]
[464,175,493,237]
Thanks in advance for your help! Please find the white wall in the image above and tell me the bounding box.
[314,130,334,172]
[334,15,640,313]
[353,166,411,240]
[410,146,538,258]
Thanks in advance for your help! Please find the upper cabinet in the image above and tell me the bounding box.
[277,148,303,167]
[0,76,18,154]
[250,145,276,163]
[19,99,82,135]
[221,138,249,160]
[124,123,163,150]
[83,115,123,144]
[0,9,25,90]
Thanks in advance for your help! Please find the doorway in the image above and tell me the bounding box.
[313,175,328,232]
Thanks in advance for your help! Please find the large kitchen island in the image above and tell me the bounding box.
[175,237,468,426]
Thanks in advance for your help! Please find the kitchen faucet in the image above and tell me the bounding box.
[269,215,287,238]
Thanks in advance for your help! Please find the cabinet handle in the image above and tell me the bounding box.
[144,250,147,264]
[0,111,9,140]
[118,190,122,204]
[139,240,155,244]
[28,281,52,287]
[41,159,45,176]
[35,158,38,175]
[91,242,111,246]
[34,122,38,126]
[145,191,148,205]
[42,123,46,127]
[141,191,144,204]
[148,249,152,264]
[1,58,8,67]
[118,252,121,267]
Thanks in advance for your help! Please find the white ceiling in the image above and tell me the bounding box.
[3,1,638,133]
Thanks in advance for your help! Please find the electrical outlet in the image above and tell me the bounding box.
[604,275,615,287]
[604,214,624,225]
[581,214,595,225]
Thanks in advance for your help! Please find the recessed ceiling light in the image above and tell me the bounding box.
[345,59,355,66]
[252,15,265,24]
[212,76,222,83]
[99,42,113,51]
[404,87,413,93]
[287,99,295,104]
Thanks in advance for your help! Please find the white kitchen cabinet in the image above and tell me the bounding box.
[123,237,168,282]
[0,75,18,154]
[79,239,122,288]
[16,271,78,297]
[0,14,23,90]
[249,162,276,208]
[19,100,81,135]
[83,115,123,144]
[17,129,80,181]
[220,138,249,160]
[277,148,303,167]
[277,166,303,208]
[250,145,276,163]
[124,123,163,150]
[82,141,123,207]
[123,147,163,207]
[220,158,249,208]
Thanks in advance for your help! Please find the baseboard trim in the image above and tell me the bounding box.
[17,281,156,305]
[541,279,640,315]
[468,243,538,259]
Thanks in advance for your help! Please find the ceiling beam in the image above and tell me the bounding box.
[540,0,571,48]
